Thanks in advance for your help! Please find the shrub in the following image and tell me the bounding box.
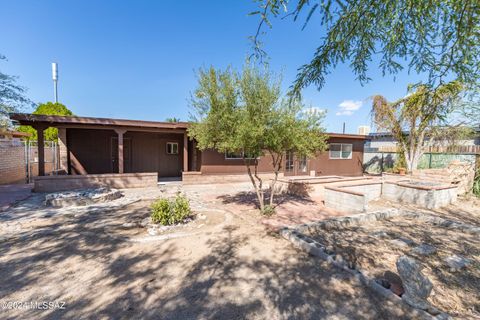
[261,205,275,216]
[151,194,191,225]
[473,169,480,198]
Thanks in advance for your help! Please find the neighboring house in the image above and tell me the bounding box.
[0,129,30,143]
[366,129,480,152]
[9,113,368,189]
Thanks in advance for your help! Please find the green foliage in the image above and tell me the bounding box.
[189,64,327,210]
[150,194,191,225]
[250,1,480,94]
[261,205,276,216]
[166,117,180,123]
[393,153,407,173]
[17,102,74,141]
[371,81,464,173]
[0,54,33,128]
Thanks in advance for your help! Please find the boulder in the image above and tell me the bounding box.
[412,244,437,256]
[396,255,433,310]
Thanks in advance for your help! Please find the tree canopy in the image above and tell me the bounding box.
[0,54,33,128]
[371,81,466,173]
[18,102,74,141]
[250,0,480,94]
[189,65,327,212]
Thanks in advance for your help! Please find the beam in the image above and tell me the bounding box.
[183,133,188,172]
[35,125,47,176]
[115,129,127,174]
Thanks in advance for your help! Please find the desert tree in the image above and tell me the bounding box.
[0,54,33,128]
[371,81,465,173]
[17,102,74,141]
[188,65,327,212]
[250,0,480,94]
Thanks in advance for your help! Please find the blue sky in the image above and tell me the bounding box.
[1,1,426,133]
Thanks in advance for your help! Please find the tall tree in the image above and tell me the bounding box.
[18,102,74,141]
[0,54,32,128]
[166,117,180,123]
[371,81,465,173]
[189,65,327,212]
[250,1,480,94]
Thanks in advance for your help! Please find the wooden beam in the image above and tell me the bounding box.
[183,133,188,172]
[115,129,127,174]
[35,126,47,176]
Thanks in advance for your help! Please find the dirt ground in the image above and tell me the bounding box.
[308,200,480,319]
[0,182,423,320]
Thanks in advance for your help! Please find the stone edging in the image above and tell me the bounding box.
[279,209,476,320]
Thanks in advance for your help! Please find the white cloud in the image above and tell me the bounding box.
[336,100,363,116]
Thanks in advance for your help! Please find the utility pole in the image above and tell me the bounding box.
[52,62,58,103]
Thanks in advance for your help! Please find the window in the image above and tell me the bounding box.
[166,142,179,154]
[298,155,307,172]
[329,143,352,159]
[225,151,258,160]
[285,151,294,171]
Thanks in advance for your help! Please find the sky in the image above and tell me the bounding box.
[1,0,427,134]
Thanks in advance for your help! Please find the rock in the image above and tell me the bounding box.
[383,271,404,296]
[140,218,150,227]
[396,255,433,311]
[445,255,470,271]
[122,222,135,228]
[147,227,158,236]
[412,244,437,256]
[390,237,414,248]
[372,231,389,238]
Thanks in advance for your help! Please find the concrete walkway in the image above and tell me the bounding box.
[0,184,33,211]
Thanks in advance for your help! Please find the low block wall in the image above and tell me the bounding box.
[382,181,457,209]
[324,187,367,213]
[182,171,280,185]
[34,173,158,192]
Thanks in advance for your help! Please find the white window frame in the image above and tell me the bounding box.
[166,142,179,155]
[225,151,258,160]
[329,143,353,160]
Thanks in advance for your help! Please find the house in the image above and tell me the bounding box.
[9,113,368,191]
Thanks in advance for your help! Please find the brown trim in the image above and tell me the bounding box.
[10,113,189,130]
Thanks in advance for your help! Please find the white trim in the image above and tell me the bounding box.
[329,143,353,159]
[166,142,179,155]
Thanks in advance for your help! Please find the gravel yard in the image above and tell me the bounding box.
[0,183,422,319]
[307,204,480,319]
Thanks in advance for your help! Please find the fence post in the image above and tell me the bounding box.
[429,153,433,169]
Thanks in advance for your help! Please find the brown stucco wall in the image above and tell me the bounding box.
[310,138,365,176]
[198,137,365,176]
[198,149,275,174]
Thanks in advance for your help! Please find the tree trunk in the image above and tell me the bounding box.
[269,153,282,207]
[245,159,265,211]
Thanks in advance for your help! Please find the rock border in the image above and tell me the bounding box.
[279,208,477,320]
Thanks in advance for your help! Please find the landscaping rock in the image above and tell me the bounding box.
[383,271,404,296]
[45,188,123,207]
[412,244,437,256]
[396,255,433,311]
[390,237,414,248]
[147,227,158,236]
[444,255,470,271]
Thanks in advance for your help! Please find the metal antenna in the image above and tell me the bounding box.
[52,62,58,103]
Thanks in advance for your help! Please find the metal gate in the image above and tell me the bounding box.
[25,141,59,183]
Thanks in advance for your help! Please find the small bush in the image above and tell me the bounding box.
[473,170,480,198]
[261,205,276,216]
[151,194,191,225]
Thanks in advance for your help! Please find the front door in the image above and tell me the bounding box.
[284,151,308,176]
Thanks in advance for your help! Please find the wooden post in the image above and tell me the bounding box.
[183,133,188,172]
[192,139,197,171]
[115,129,126,174]
[36,126,46,176]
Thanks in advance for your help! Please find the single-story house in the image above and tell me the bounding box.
[10,113,368,191]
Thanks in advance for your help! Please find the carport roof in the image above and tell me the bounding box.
[10,113,189,130]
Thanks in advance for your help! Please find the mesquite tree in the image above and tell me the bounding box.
[189,65,327,212]
[250,0,480,94]
[371,81,464,173]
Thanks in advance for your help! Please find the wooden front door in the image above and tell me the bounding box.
[284,151,308,176]
[111,137,132,173]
